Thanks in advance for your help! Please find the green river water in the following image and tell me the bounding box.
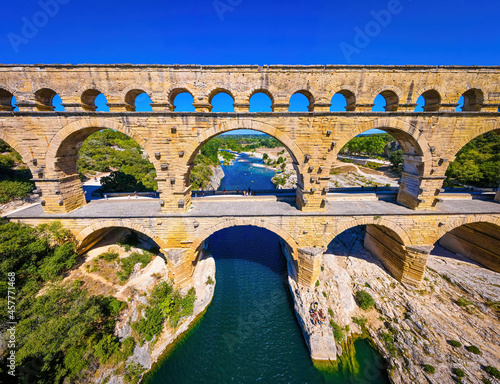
[145,226,390,384]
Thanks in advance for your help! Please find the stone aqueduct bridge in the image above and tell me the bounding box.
[1,64,500,288]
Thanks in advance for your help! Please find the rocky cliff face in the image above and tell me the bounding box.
[207,165,224,190]
[308,227,500,384]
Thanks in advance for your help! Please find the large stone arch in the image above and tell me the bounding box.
[0,130,34,169]
[431,215,500,273]
[45,117,156,177]
[188,217,299,264]
[430,215,500,245]
[447,120,500,161]
[183,118,305,168]
[328,117,431,167]
[325,218,424,285]
[76,220,168,253]
[325,217,412,247]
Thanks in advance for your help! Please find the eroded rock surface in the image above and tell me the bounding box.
[309,227,500,384]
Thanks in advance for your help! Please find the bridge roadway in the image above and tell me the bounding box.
[6,197,500,289]
[6,196,500,219]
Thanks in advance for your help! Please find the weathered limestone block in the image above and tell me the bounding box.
[364,225,406,282]
[296,247,325,287]
[164,248,194,287]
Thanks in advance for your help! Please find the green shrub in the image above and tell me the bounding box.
[132,282,197,341]
[117,252,152,283]
[105,296,127,317]
[352,316,367,327]
[364,282,371,288]
[330,320,345,342]
[481,378,492,384]
[124,362,146,384]
[322,291,327,298]
[205,276,215,285]
[448,340,462,348]
[38,242,78,281]
[99,250,119,261]
[94,334,120,364]
[465,345,481,355]
[355,290,375,310]
[457,296,472,307]
[380,332,394,343]
[315,279,320,287]
[424,364,436,374]
[121,337,136,358]
[454,368,465,378]
[485,366,500,379]
[0,180,34,203]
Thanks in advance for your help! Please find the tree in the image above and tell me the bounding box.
[389,150,403,169]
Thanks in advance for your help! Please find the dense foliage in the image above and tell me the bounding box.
[339,133,404,170]
[0,140,34,204]
[77,130,157,192]
[340,133,394,157]
[445,131,500,188]
[0,220,152,383]
[355,290,375,310]
[132,281,196,341]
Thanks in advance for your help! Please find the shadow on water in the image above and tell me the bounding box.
[206,226,286,275]
[146,226,390,384]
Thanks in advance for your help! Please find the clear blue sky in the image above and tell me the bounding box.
[1,0,499,65]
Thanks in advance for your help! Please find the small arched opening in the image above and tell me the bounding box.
[0,89,15,111]
[125,89,153,112]
[330,90,356,112]
[372,90,399,112]
[415,90,441,112]
[458,89,484,112]
[81,89,109,112]
[209,90,235,112]
[289,91,313,112]
[35,88,64,111]
[249,91,273,112]
[171,89,195,112]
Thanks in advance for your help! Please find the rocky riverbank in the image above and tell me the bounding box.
[67,233,216,384]
[293,227,500,383]
[206,165,224,190]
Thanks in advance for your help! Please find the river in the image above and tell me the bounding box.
[145,152,390,384]
[218,152,276,191]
